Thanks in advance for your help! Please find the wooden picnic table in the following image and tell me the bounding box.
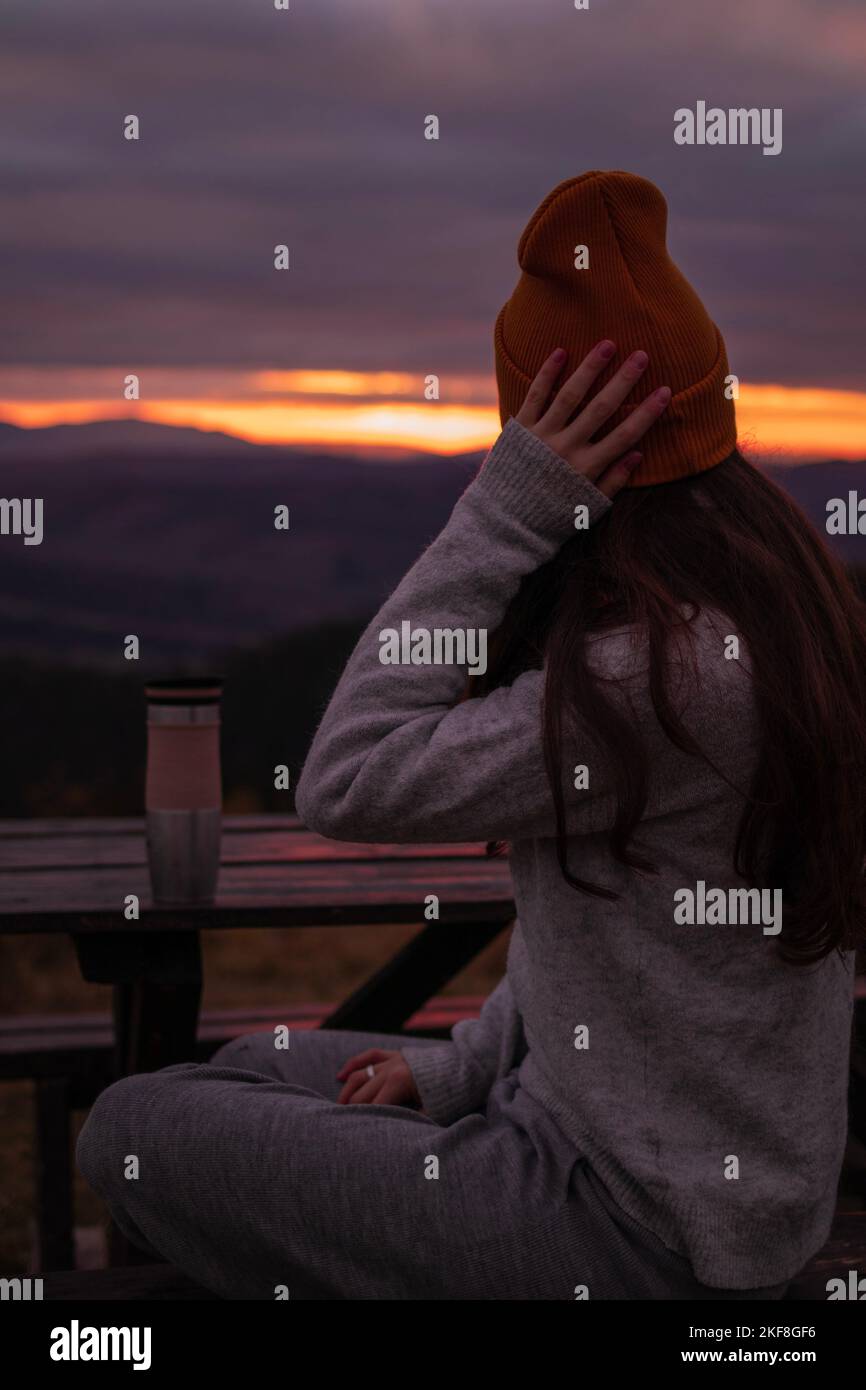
[4,815,866,1278]
[0,814,515,1075]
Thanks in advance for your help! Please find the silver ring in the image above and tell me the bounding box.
[366,1064,375,1079]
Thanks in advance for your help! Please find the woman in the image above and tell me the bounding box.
[78,171,865,1300]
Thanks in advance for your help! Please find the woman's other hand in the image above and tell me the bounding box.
[336,1047,422,1108]
[514,341,670,496]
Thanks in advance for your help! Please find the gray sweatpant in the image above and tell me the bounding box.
[77,1027,790,1301]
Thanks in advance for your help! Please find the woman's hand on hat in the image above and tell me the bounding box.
[514,341,671,495]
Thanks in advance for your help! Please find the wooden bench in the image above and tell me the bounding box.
[783,1211,866,1300]
[38,1211,866,1300]
[1,997,483,1272]
[44,1263,219,1300]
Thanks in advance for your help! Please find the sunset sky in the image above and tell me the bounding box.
[2,0,864,460]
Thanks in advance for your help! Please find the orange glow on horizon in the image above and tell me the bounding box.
[254,370,421,397]
[0,382,864,459]
[141,401,502,451]
[0,399,502,453]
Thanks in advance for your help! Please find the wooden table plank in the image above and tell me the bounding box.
[0,815,514,933]
[0,858,514,932]
[0,814,303,837]
[0,828,493,871]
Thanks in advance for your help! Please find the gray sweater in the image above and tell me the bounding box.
[296,416,855,1289]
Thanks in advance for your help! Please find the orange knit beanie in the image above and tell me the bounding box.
[494,170,737,487]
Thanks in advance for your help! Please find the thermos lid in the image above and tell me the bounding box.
[145,676,224,705]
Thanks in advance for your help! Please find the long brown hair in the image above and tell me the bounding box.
[468,449,866,964]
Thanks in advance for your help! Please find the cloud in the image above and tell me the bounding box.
[0,0,864,393]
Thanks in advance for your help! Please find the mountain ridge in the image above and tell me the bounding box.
[0,420,862,668]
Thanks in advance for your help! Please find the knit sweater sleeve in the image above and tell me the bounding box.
[400,975,525,1126]
[295,415,721,843]
[295,417,617,844]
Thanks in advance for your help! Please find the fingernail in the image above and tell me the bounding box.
[655,386,671,405]
[598,340,616,359]
[631,350,649,369]
[552,347,567,362]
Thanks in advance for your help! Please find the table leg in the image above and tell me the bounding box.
[112,976,203,1076]
[322,919,509,1033]
[33,1077,75,1272]
[72,930,203,1076]
[71,930,203,1267]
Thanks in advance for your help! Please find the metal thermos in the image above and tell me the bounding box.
[144,677,223,906]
